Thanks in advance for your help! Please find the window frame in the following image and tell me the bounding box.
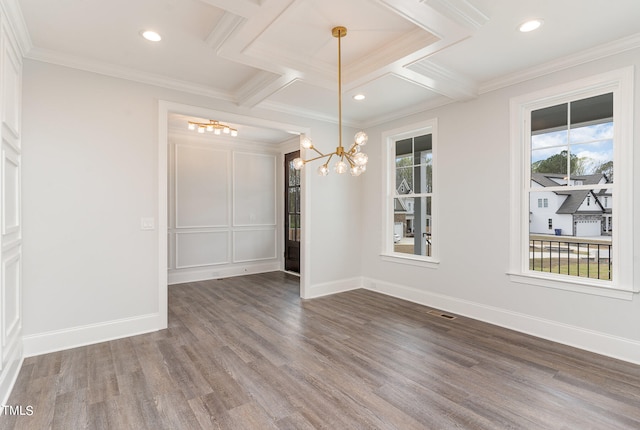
[381,119,439,267]
[509,67,635,299]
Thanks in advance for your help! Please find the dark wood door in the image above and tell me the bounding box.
[284,151,301,273]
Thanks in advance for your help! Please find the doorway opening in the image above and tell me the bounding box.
[284,151,301,273]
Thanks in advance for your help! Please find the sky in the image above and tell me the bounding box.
[531,122,613,175]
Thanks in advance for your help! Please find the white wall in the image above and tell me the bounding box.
[21,60,361,355]
[300,123,364,297]
[21,62,163,354]
[360,48,640,363]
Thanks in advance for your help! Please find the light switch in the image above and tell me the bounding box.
[141,217,155,230]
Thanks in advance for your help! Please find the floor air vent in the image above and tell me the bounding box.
[427,310,457,320]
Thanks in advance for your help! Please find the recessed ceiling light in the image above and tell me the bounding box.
[518,19,543,33]
[141,30,162,42]
[353,94,365,101]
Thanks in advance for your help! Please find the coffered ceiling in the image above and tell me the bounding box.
[14,0,640,138]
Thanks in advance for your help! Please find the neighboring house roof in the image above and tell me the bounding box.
[394,198,408,212]
[394,178,412,213]
[396,178,412,195]
[531,172,564,187]
[556,190,590,214]
[531,172,610,215]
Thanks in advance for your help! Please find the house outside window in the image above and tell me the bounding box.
[383,119,438,266]
[509,68,634,298]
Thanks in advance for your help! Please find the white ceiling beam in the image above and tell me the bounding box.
[235,72,301,108]
[196,0,261,18]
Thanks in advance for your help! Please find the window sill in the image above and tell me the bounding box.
[381,253,440,269]
[507,272,637,300]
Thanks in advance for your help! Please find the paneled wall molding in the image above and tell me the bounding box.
[0,3,23,405]
[232,228,277,262]
[169,136,281,283]
[175,231,230,269]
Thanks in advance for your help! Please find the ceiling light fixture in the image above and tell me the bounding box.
[293,26,368,177]
[353,94,366,101]
[518,19,543,33]
[141,30,162,42]
[188,120,238,137]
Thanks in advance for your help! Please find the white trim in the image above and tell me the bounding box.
[363,277,640,365]
[481,33,640,94]
[509,67,635,295]
[507,273,634,300]
[381,118,439,263]
[158,102,169,329]
[304,276,362,299]
[168,263,280,285]
[380,253,440,268]
[22,313,162,357]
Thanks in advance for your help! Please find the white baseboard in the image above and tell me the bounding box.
[168,262,281,285]
[304,276,362,299]
[22,313,163,358]
[362,277,640,365]
[0,345,24,405]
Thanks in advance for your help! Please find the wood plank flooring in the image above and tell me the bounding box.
[3,271,640,429]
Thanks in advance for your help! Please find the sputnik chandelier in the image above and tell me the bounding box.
[188,120,238,137]
[292,26,368,176]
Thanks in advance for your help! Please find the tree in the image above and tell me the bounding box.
[595,160,613,181]
[532,150,586,176]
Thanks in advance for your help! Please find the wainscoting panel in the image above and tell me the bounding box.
[0,15,23,404]
[175,144,229,228]
[233,152,276,226]
[175,231,229,268]
[1,251,20,362]
[233,228,277,262]
[168,135,282,285]
[2,148,19,237]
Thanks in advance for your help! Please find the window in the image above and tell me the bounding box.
[383,119,438,265]
[510,68,634,298]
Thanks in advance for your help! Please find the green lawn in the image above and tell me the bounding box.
[529,259,611,280]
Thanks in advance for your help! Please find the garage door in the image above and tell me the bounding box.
[575,220,601,237]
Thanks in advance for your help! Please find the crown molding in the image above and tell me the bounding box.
[25,47,235,102]
[0,0,32,55]
[480,32,640,94]
[362,94,452,129]
[406,60,477,99]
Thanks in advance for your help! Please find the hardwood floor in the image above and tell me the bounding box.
[3,271,640,429]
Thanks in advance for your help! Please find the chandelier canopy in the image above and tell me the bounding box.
[293,26,368,176]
